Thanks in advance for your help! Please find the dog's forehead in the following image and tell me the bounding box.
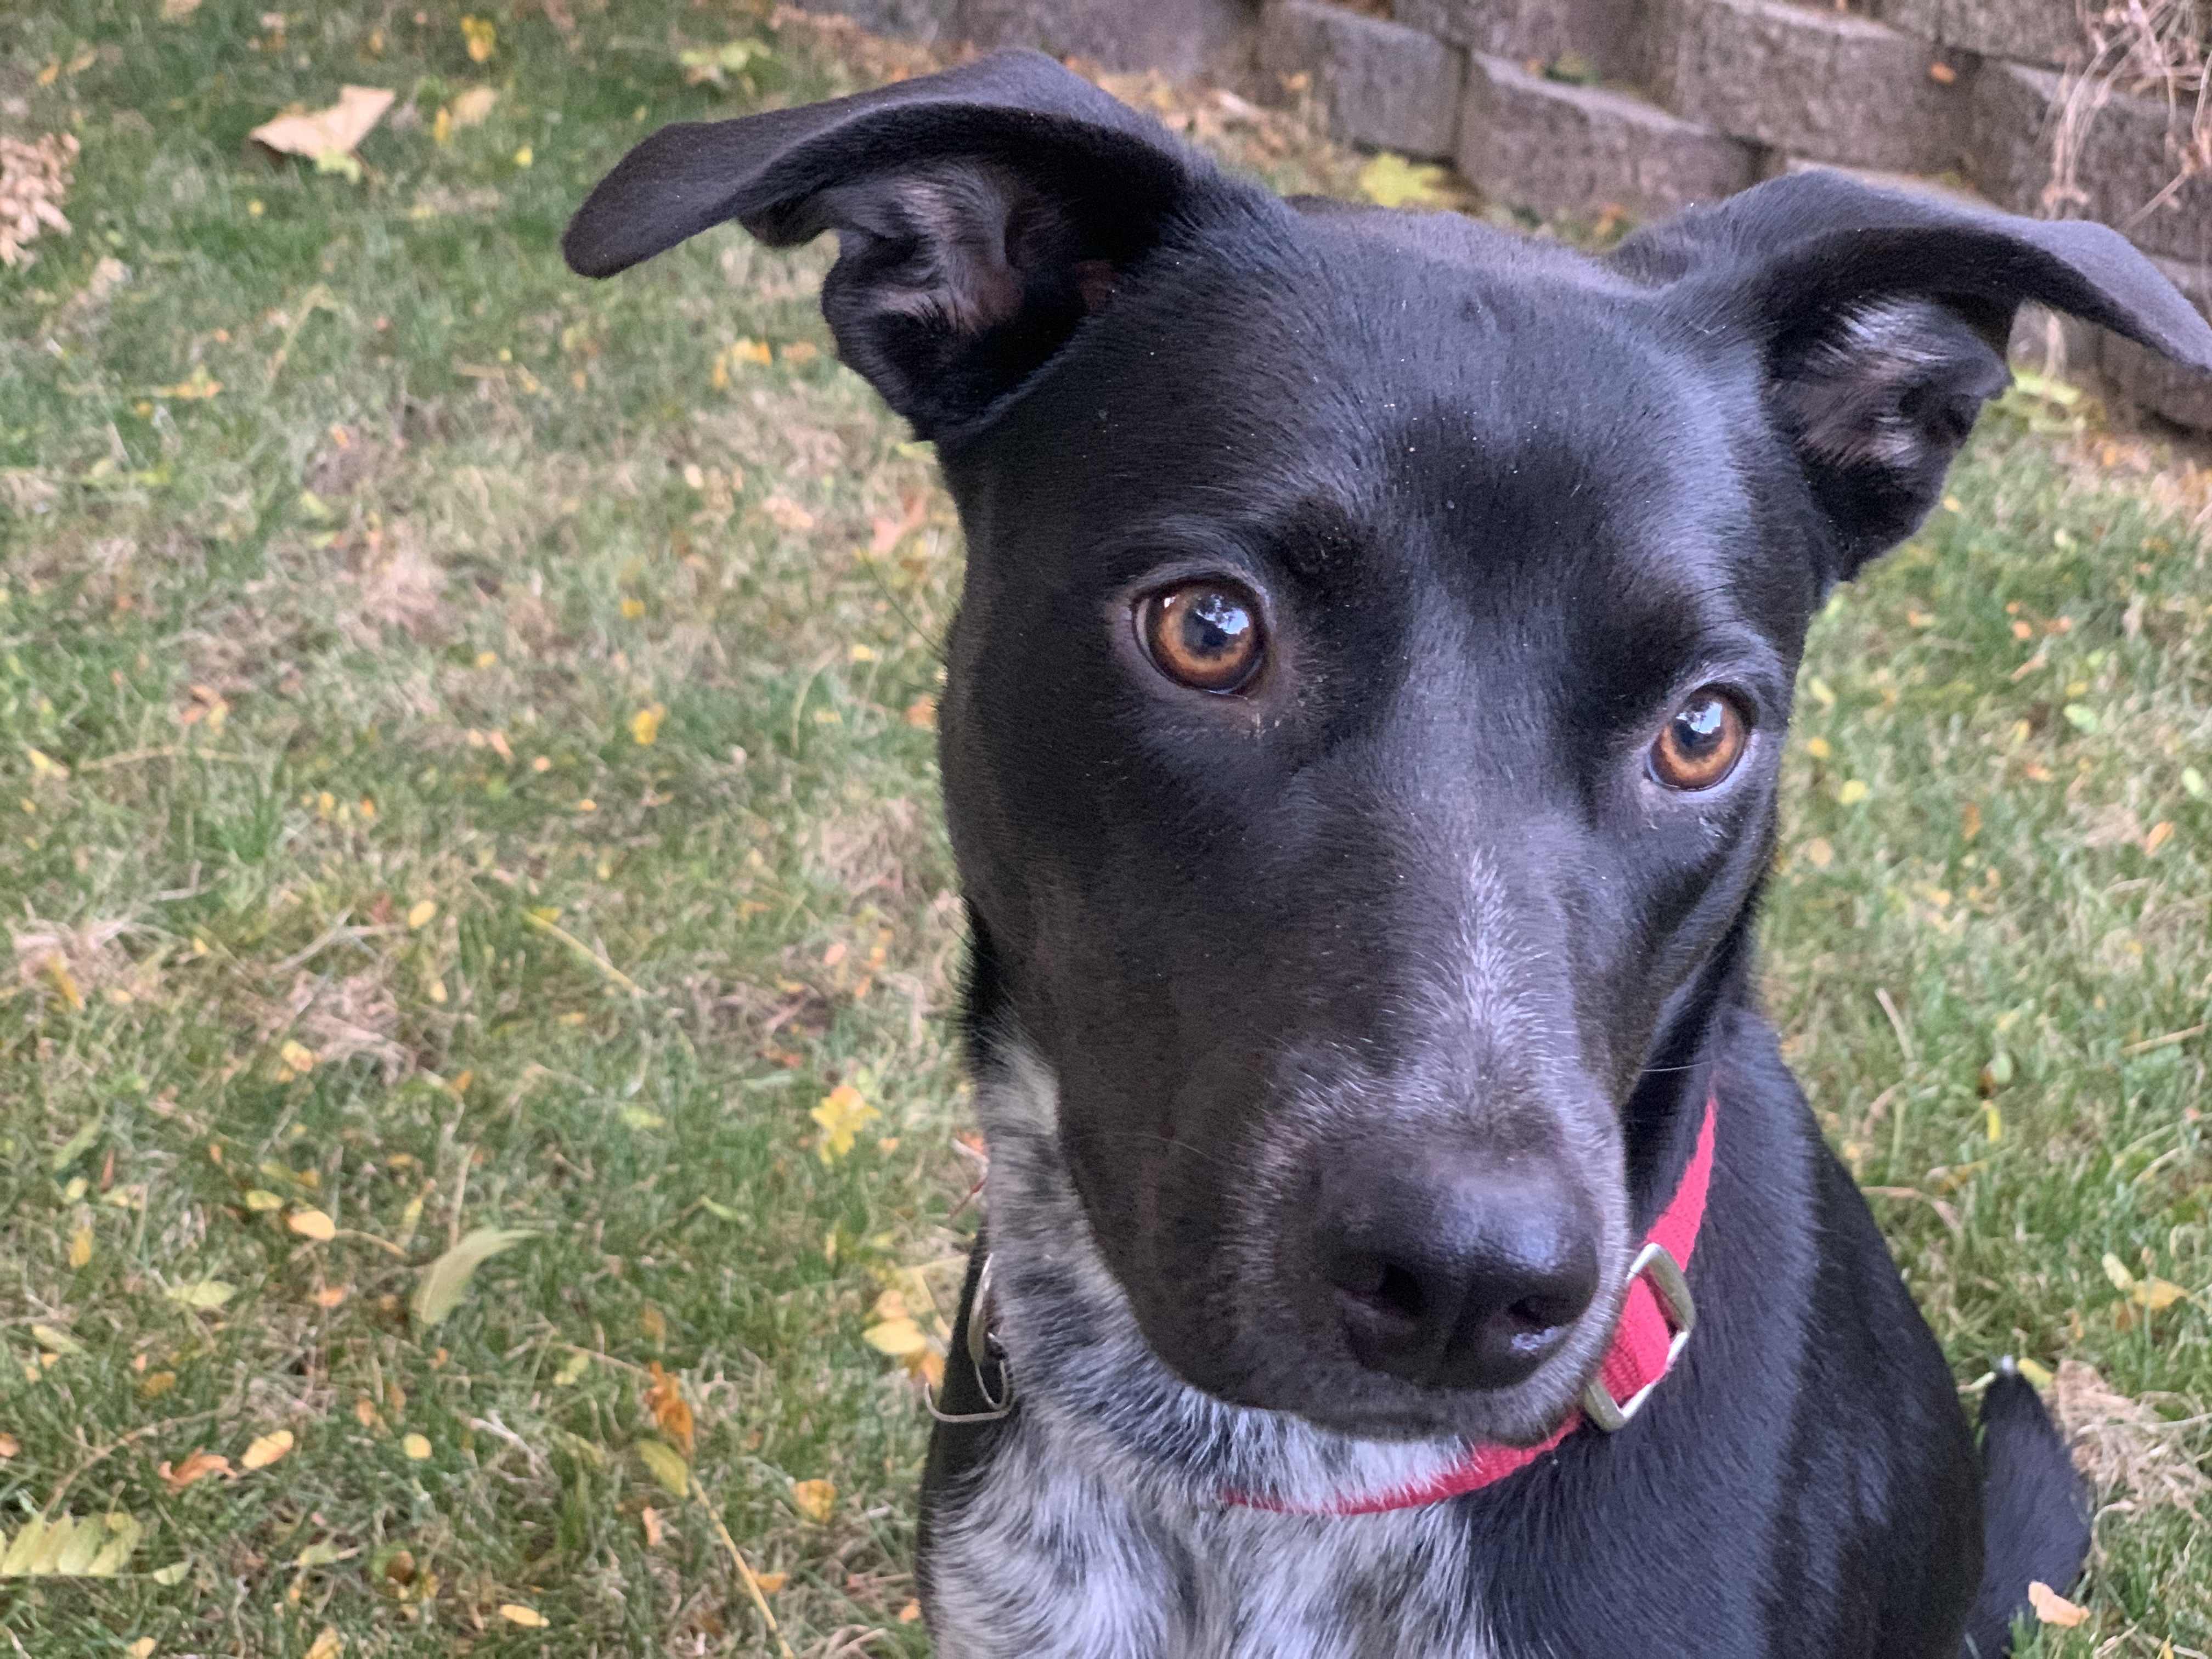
[974,209,1790,648]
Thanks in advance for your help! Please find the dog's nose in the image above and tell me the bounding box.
[1313,1150,1598,1392]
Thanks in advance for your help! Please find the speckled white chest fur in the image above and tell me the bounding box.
[922,1046,1505,1659]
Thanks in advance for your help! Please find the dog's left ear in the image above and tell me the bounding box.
[564,50,1201,439]
[1614,170,2212,579]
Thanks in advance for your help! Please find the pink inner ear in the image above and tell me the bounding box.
[1073,259,1119,315]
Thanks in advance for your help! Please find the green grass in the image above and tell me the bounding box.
[0,1,2206,1654]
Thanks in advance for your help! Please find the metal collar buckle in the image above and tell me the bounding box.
[1579,1241,1696,1434]
[925,1253,1017,1425]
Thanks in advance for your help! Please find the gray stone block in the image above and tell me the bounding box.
[1457,52,1760,220]
[1969,59,2212,263]
[1883,0,2085,71]
[2006,302,2101,379]
[1393,0,1643,76]
[1646,0,1970,174]
[2101,250,2212,431]
[783,0,960,43]
[1259,0,1464,157]
[958,0,1259,80]
[2102,330,2212,431]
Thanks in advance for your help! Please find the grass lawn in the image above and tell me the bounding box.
[0,1,2207,1654]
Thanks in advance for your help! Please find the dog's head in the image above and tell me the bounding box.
[569,53,2212,1447]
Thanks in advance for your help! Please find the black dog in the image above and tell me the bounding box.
[568,52,2212,1658]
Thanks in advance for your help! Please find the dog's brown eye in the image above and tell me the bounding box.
[1140,582,1263,693]
[1651,690,1749,791]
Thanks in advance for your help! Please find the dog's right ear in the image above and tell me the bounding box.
[564,50,1200,438]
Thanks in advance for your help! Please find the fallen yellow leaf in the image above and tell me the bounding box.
[287,1209,336,1241]
[630,704,665,746]
[644,1361,695,1455]
[2027,1581,2088,1626]
[304,1628,343,1659]
[0,1433,17,1459]
[157,1449,230,1491]
[127,1640,155,1658]
[636,1437,689,1498]
[68,1226,92,1268]
[864,1318,928,1357]
[497,1605,547,1628]
[411,1227,538,1325]
[240,1430,294,1470]
[407,899,437,929]
[1357,151,1456,210]
[400,1433,431,1461]
[149,365,222,402]
[449,86,497,128]
[461,16,496,61]
[248,86,394,165]
[762,494,815,532]
[790,1478,835,1523]
[811,1085,878,1165]
[278,1039,318,1076]
[2132,1275,2190,1311]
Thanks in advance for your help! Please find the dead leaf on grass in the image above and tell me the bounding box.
[449,86,498,128]
[636,1437,689,1498]
[166,1279,235,1310]
[0,1513,143,1577]
[241,1429,294,1470]
[811,1084,878,1164]
[347,526,449,642]
[12,919,140,1007]
[157,1448,232,1491]
[2050,1358,2210,1510]
[789,1478,835,1523]
[2027,1581,2089,1626]
[411,1227,539,1325]
[249,87,394,175]
[259,970,411,1080]
[761,494,815,533]
[0,133,79,267]
[644,1361,695,1455]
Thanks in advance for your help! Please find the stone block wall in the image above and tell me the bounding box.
[787,0,2212,430]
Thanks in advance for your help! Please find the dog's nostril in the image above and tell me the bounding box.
[1314,1153,1599,1394]
[1372,1263,1426,1323]
[1507,1291,1583,1334]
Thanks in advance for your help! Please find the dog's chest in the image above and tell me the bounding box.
[925,1415,1499,1659]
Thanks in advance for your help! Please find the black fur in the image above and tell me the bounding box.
[569,52,2202,1658]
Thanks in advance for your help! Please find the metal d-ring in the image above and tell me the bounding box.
[1580,1241,1696,1434]
[925,1252,1017,1425]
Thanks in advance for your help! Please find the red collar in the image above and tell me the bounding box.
[1234,1091,1718,1516]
